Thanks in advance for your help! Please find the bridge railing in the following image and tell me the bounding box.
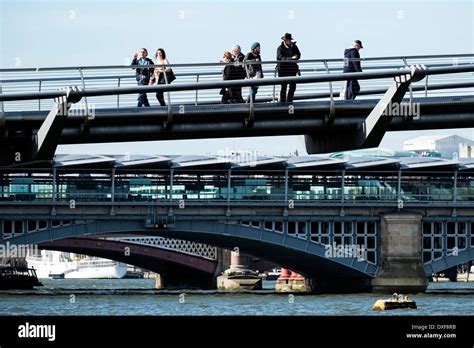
[1,192,453,204]
[1,53,473,112]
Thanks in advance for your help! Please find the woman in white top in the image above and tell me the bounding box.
[150,48,172,106]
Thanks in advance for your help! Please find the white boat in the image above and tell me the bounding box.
[262,267,281,281]
[457,265,474,282]
[26,250,127,279]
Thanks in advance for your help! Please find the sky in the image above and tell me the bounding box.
[1,0,473,156]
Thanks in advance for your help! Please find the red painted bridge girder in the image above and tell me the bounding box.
[39,237,218,274]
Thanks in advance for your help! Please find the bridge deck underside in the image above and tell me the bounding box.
[2,96,473,145]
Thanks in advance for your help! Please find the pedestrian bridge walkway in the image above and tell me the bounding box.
[0,54,473,165]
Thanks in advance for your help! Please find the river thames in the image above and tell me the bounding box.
[1,280,473,316]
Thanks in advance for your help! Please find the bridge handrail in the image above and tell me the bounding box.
[1,64,473,102]
[0,62,466,85]
[0,53,472,73]
[2,81,471,112]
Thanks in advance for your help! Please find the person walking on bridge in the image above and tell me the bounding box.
[229,45,246,103]
[245,42,264,103]
[343,40,363,100]
[150,48,174,106]
[276,33,301,103]
[131,48,154,107]
[220,51,233,104]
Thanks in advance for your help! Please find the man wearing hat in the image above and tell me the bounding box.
[245,42,264,103]
[276,33,301,103]
[343,40,364,100]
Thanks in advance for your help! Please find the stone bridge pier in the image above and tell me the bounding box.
[371,213,428,293]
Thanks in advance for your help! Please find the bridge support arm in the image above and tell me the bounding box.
[357,65,427,148]
[33,86,82,161]
[305,65,427,153]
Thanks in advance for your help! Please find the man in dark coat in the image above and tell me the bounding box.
[276,33,301,103]
[229,45,246,103]
[245,42,264,103]
[220,51,233,104]
[131,48,154,107]
[343,40,363,100]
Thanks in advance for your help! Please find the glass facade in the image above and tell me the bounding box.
[0,170,472,203]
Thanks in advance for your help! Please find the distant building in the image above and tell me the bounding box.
[403,135,474,158]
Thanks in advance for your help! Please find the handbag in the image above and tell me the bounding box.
[165,69,176,83]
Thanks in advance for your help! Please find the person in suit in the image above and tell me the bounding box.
[131,48,154,107]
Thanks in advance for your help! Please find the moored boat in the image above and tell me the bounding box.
[0,265,43,290]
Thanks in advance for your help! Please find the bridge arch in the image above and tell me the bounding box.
[36,237,219,288]
[8,215,474,291]
[3,218,378,281]
[39,237,217,274]
[422,219,474,274]
[424,249,474,275]
[8,216,474,279]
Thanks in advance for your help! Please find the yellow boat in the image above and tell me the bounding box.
[373,293,417,311]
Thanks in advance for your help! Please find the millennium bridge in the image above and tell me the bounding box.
[0,53,473,165]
